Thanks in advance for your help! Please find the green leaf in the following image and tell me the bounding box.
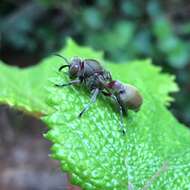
[0,39,190,190]
[0,58,54,116]
[44,40,190,189]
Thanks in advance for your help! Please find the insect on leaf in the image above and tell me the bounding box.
[0,39,190,190]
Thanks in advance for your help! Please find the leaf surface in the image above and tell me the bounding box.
[0,39,190,190]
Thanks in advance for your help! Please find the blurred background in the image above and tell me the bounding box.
[0,0,190,189]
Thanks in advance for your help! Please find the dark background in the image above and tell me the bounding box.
[0,0,190,189]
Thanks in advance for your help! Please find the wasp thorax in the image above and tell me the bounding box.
[69,57,82,79]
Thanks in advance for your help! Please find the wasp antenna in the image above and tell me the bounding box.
[54,53,70,65]
[59,65,69,71]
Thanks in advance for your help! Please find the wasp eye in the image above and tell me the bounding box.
[69,64,79,79]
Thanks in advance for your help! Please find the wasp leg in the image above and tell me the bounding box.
[113,96,126,135]
[102,91,112,96]
[55,79,80,87]
[102,91,126,134]
[78,88,99,118]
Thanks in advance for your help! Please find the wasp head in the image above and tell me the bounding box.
[69,57,82,79]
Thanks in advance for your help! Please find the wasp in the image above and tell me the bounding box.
[55,54,143,134]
